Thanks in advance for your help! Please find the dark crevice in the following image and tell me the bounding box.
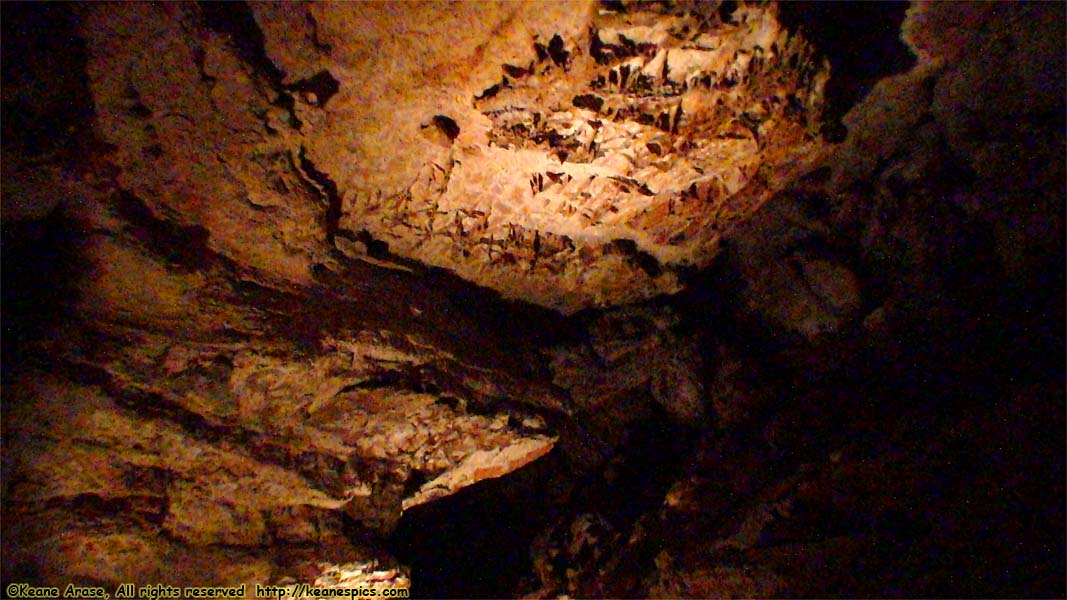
[198,0,283,85]
[778,2,915,128]
[631,250,663,278]
[533,40,549,63]
[502,64,531,79]
[336,379,392,395]
[56,358,360,497]
[113,190,216,273]
[392,401,698,598]
[606,238,638,256]
[554,404,700,598]
[43,492,167,527]
[192,47,218,84]
[286,69,340,107]
[198,1,305,128]
[333,369,443,396]
[391,452,563,598]
[604,239,664,278]
[475,82,503,101]
[572,94,604,113]
[272,91,302,130]
[59,360,240,444]
[296,147,343,243]
[304,10,333,55]
[546,34,570,69]
[589,29,612,65]
[431,115,461,142]
[718,0,738,24]
[355,231,391,259]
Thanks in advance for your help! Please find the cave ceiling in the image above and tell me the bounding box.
[81,0,831,312]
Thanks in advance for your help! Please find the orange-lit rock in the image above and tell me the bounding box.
[78,1,832,313]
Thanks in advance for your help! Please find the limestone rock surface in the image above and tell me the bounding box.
[78,1,832,313]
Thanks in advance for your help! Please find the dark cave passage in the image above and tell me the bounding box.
[777,0,915,136]
[390,455,560,599]
[391,404,699,598]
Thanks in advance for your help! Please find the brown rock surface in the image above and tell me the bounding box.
[75,1,833,313]
[1,1,1063,598]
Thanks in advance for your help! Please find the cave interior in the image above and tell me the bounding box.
[1,1,1064,598]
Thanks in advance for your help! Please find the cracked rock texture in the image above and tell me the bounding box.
[1,1,1064,598]
[78,1,832,313]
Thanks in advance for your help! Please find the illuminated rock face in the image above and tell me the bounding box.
[333,2,832,312]
[80,1,830,313]
[0,322,561,586]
